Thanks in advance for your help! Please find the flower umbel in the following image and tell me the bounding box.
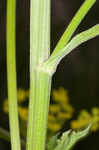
[3,87,74,134]
[71,107,99,131]
[48,87,74,133]
[3,87,99,136]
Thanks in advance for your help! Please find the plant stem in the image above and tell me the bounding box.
[31,71,51,150]
[52,0,96,56]
[0,128,25,149]
[26,0,50,150]
[6,0,21,150]
[43,24,99,75]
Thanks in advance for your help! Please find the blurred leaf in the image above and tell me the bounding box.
[54,125,91,150]
[47,133,59,150]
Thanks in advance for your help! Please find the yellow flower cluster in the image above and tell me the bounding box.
[71,107,99,131]
[3,87,74,134]
[3,87,99,134]
[48,87,74,133]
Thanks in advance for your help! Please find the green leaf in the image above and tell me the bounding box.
[47,133,59,150]
[43,24,99,75]
[54,125,91,150]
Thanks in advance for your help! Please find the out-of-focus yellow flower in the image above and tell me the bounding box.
[18,88,27,102]
[91,108,99,131]
[52,87,68,103]
[92,107,99,116]
[58,112,72,119]
[91,123,99,131]
[71,119,90,129]
[48,114,56,122]
[48,87,74,134]
[61,104,74,113]
[3,99,8,113]
[71,110,91,130]
[71,108,99,132]
[49,105,60,114]
[48,122,61,132]
[78,110,91,120]
[18,107,28,121]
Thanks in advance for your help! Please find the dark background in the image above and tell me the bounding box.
[0,0,99,149]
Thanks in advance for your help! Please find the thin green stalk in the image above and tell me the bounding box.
[6,0,21,150]
[0,128,25,149]
[41,24,99,75]
[52,0,96,56]
[26,0,50,150]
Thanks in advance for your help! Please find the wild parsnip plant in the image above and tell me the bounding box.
[1,0,99,150]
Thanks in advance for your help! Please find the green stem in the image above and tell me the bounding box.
[26,0,50,150]
[31,71,51,150]
[43,24,99,75]
[52,0,96,56]
[6,0,21,150]
[0,128,25,149]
